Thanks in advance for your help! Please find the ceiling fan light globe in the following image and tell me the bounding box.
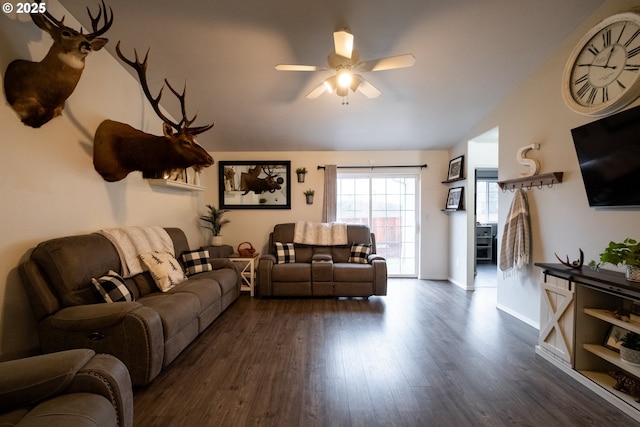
[337,70,352,88]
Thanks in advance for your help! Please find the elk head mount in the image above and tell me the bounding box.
[3,0,113,128]
[93,42,214,182]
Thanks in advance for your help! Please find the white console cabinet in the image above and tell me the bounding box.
[536,263,640,422]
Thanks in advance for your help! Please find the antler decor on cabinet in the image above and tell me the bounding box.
[93,42,214,182]
[3,0,113,127]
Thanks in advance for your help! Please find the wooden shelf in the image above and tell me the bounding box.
[497,172,563,191]
[584,344,640,377]
[441,209,465,213]
[147,179,205,192]
[584,308,640,335]
[441,177,465,184]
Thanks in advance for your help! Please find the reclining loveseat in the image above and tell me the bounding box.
[19,227,240,386]
[257,223,387,297]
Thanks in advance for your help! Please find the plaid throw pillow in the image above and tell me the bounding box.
[348,243,371,264]
[274,242,296,264]
[182,250,213,276]
[92,270,134,303]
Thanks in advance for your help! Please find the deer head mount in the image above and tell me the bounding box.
[3,0,113,128]
[93,42,214,182]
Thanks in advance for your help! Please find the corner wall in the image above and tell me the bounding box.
[464,0,640,327]
[0,1,208,360]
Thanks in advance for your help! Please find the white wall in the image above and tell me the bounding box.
[0,1,209,359]
[461,0,640,327]
[0,2,451,359]
[203,150,450,281]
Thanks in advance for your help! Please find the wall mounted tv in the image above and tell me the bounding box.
[571,104,640,208]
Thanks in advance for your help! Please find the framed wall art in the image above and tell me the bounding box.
[604,325,630,352]
[446,155,464,181]
[218,161,291,209]
[445,187,464,210]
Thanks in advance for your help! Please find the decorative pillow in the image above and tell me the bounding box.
[139,251,187,292]
[348,243,371,264]
[181,249,213,276]
[92,270,134,303]
[274,242,296,264]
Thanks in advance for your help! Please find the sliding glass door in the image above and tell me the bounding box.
[337,174,419,277]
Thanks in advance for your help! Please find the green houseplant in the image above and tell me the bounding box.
[620,331,640,365]
[595,238,640,282]
[200,204,230,246]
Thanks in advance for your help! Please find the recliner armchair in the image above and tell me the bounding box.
[0,349,133,427]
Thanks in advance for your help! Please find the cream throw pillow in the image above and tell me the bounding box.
[139,251,187,292]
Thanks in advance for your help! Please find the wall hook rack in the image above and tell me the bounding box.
[497,172,563,192]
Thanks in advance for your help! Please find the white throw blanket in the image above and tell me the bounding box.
[99,226,174,277]
[499,189,531,275]
[293,221,348,245]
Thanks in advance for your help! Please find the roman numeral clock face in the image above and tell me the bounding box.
[563,12,640,117]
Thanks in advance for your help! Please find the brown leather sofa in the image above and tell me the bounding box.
[0,349,132,427]
[19,228,240,387]
[257,223,387,297]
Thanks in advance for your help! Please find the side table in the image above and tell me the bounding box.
[228,253,260,297]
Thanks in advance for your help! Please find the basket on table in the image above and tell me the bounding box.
[237,242,256,257]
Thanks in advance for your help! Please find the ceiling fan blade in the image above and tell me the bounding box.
[354,54,415,72]
[307,76,337,98]
[275,64,323,71]
[353,75,381,98]
[333,30,354,59]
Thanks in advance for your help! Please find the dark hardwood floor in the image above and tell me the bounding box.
[132,279,637,426]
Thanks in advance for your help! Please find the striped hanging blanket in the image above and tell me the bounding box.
[499,189,531,275]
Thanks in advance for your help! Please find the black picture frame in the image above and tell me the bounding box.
[604,325,630,352]
[445,187,464,210]
[447,155,464,181]
[219,161,291,209]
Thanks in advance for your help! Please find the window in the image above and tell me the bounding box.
[476,180,499,223]
[337,174,419,277]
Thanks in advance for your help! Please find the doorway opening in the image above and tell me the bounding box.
[468,127,499,289]
[475,169,498,288]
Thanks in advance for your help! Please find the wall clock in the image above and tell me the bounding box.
[562,11,640,117]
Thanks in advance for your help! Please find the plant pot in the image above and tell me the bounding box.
[297,173,306,183]
[626,265,640,282]
[305,195,314,205]
[620,345,640,366]
[210,235,223,246]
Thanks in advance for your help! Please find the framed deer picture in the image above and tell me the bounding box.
[219,161,291,209]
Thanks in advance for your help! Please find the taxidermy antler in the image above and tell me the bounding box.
[93,42,214,182]
[3,0,113,127]
[554,248,584,269]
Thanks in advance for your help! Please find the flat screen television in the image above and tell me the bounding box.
[571,105,640,208]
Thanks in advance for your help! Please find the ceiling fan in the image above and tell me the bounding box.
[275,29,415,103]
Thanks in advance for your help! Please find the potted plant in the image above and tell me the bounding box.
[620,331,640,366]
[296,167,308,183]
[304,189,314,204]
[595,238,640,282]
[200,204,230,246]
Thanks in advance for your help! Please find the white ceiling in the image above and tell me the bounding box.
[58,0,604,152]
